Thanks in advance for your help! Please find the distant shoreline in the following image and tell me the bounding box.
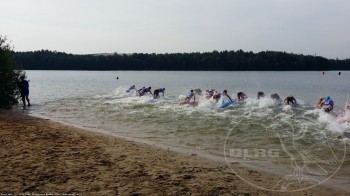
[20,69,349,71]
[13,50,350,71]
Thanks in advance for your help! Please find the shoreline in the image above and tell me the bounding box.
[0,109,347,195]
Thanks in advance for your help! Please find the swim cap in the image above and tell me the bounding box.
[163,88,165,91]
[326,96,330,99]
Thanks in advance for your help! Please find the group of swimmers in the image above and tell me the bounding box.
[126,85,350,123]
[159,88,292,107]
[126,85,165,99]
[188,89,349,123]
[127,85,338,112]
[204,90,337,115]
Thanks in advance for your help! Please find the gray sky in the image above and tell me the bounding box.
[1,0,349,59]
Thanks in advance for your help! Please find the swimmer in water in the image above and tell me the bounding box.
[212,90,221,102]
[257,92,265,99]
[136,86,145,93]
[126,85,136,93]
[322,96,334,113]
[284,96,297,105]
[237,92,248,101]
[139,87,153,97]
[153,88,165,99]
[315,96,325,109]
[270,93,281,102]
[222,90,233,102]
[184,90,196,103]
[205,89,214,99]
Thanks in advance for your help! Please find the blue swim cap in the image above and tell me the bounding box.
[326,96,330,99]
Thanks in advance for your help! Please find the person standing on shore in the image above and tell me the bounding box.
[19,75,31,109]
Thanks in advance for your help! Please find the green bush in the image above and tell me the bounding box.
[0,36,23,108]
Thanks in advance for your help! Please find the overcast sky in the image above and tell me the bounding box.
[1,0,349,59]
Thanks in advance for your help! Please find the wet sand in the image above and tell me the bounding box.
[0,110,347,195]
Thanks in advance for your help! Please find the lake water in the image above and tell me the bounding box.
[20,70,350,191]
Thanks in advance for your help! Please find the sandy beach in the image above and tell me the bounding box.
[0,109,347,195]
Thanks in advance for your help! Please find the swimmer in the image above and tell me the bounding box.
[184,90,196,103]
[222,90,233,102]
[136,86,145,94]
[139,87,153,97]
[315,97,325,109]
[257,92,265,99]
[237,92,248,101]
[270,93,281,102]
[322,96,334,113]
[153,88,165,99]
[205,89,214,99]
[126,85,136,93]
[284,96,297,105]
[212,91,221,102]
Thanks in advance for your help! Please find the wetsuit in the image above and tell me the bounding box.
[187,91,194,98]
[323,99,334,113]
[139,88,150,96]
[154,88,165,98]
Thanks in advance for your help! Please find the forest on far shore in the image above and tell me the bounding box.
[12,50,350,71]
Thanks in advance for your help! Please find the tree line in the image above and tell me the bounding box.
[0,36,23,108]
[12,50,350,71]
